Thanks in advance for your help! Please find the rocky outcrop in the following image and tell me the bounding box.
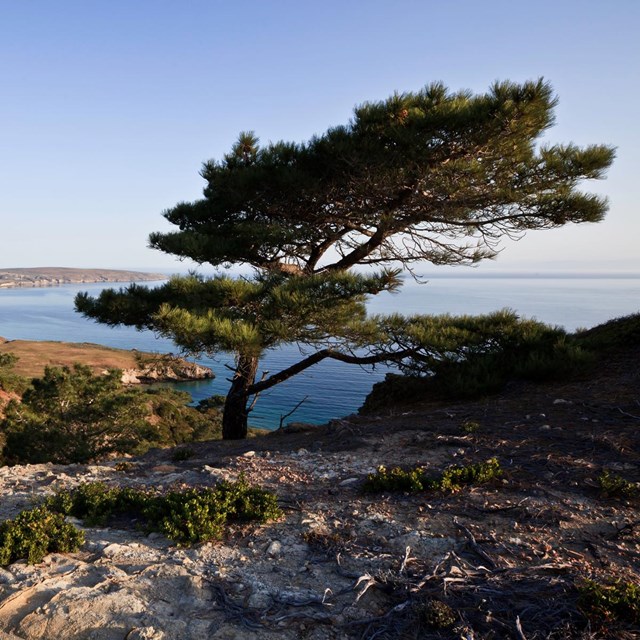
[0,268,165,289]
[120,357,214,384]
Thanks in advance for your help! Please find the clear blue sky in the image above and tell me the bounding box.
[1,0,638,273]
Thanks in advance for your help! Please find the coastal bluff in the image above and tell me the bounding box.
[0,267,165,288]
[0,338,213,384]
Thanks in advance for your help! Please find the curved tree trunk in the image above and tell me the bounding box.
[222,355,259,440]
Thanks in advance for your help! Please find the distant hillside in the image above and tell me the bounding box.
[0,267,165,288]
[0,337,213,383]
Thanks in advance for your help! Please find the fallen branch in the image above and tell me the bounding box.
[454,517,497,569]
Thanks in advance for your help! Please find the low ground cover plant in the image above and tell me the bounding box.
[362,458,502,493]
[598,470,638,499]
[0,506,85,566]
[47,476,282,546]
[0,477,281,565]
[578,579,640,625]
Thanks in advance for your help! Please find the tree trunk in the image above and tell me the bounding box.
[222,355,259,440]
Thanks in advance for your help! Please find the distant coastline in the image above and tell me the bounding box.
[0,267,166,289]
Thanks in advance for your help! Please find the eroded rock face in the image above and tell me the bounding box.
[120,360,214,384]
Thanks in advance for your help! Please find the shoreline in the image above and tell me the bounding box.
[0,267,166,289]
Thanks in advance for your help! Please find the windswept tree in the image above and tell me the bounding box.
[76,79,614,439]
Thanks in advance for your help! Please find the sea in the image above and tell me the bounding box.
[1,274,638,430]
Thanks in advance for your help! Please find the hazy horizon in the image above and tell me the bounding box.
[1,1,638,273]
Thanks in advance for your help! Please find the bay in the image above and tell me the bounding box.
[0,275,638,429]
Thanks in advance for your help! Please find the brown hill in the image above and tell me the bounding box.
[0,267,165,288]
[0,338,212,383]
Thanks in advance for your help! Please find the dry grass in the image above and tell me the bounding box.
[0,339,140,378]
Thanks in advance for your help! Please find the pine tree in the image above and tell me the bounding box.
[76,80,614,439]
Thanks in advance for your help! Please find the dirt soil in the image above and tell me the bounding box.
[0,346,638,639]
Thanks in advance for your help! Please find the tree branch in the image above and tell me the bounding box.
[247,347,416,396]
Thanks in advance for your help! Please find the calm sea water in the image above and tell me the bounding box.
[1,275,638,429]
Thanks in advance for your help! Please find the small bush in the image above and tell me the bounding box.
[598,471,638,499]
[171,447,195,462]
[461,420,480,434]
[362,465,429,493]
[46,482,152,526]
[362,459,502,494]
[438,458,502,492]
[47,477,282,545]
[578,579,640,625]
[417,598,457,629]
[0,352,29,395]
[576,313,640,352]
[0,506,84,566]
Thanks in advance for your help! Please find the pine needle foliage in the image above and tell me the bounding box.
[75,80,614,438]
[0,353,28,394]
[0,366,222,464]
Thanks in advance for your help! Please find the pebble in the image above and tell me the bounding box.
[0,568,15,584]
[247,590,272,609]
[126,627,166,640]
[266,540,282,558]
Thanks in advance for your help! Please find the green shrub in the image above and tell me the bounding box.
[46,477,282,545]
[0,352,29,395]
[461,420,480,434]
[575,313,640,351]
[362,465,429,493]
[150,488,227,544]
[171,447,195,462]
[46,482,152,526]
[578,579,640,625]
[438,458,502,492]
[417,599,457,629]
[362,459,502,493]
[598,471,638,499]
[0,365,224,465]
[361,311,595,411]
[145,388,222,444]
[0,477,280,565]
[0,506,84,566]
[1,365,155,464]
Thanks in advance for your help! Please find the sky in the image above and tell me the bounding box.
[1,0,638,274]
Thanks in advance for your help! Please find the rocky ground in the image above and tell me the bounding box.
[0,346,638,639]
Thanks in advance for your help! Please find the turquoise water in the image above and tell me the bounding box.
[1,276,638,429]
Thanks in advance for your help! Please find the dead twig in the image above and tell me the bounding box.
[515,615,528,640]
[454,517,497,569]
[617,406,640,420]
[278,395,309,429]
